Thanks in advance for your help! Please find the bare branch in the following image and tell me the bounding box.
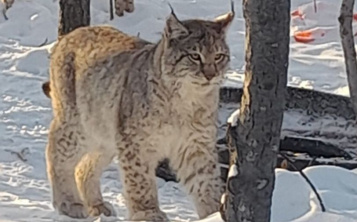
[4,147,29,162]
[313,0,317,13]
[2,8,8,20]
[38,38,48,47]
[279,152,326,212]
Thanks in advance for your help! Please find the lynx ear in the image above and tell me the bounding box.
[214,0,235,34]
[164,5,189,40]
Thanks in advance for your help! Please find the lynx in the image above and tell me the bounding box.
[45,7,234,221]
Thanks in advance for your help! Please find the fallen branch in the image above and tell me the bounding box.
[279,136,352,159]
[4,147,29,162]
[157,135,357,182]
[218,132,352,161]
[219,86,356,120]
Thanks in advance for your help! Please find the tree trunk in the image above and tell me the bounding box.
[110,0,114,20]
[223,0,290,221]
[338,0,357,118]
[58,0,90,37]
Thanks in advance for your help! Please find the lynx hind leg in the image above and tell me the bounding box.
[115,0,134,16]
[117,146,168,221]
[75,151,116,217]
[46,120,88,218]
[172,147,225,219]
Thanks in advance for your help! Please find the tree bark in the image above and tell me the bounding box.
[338,0,357,118]
[58,0,90,37]
[223,0,290,221]
[110,0,114,20]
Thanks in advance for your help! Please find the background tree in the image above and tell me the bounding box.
[222,0,290,221]
[58,0,90,37]
[339,0,357,118]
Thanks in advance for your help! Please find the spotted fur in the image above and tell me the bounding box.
[45,10,234,221]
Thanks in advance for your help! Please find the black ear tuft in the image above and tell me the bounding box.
[164,3,189,40]
[214,0,235,34]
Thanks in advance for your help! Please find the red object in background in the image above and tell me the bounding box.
[293,29,326,43]
[294,30,314,43]
[292,9,304,19]
[352,14,357,35]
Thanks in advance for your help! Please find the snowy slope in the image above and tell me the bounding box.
[1,0,357,221]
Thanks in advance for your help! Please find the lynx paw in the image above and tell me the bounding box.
[131,209,168,221]
[58,202,88,219]
[88,202,116,217]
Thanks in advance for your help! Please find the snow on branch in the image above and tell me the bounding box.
[227,108,240,127]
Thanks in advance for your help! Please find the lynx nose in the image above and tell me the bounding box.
[203,65,216,81]
[203,73,216,81]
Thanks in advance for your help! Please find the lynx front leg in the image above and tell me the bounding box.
[118,147,168,221]
[173,145,225,219]
[75,151,115,217]
[46,120,88,218]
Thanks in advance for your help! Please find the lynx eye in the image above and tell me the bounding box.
[215,53,226,63]
[188,53,201,62]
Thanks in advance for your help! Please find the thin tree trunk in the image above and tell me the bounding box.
[339,0,357,118]
[58,0,90,37]
[110,0,114,20]
[223,0,290,221]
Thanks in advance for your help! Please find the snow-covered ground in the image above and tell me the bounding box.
[1,0,357,221]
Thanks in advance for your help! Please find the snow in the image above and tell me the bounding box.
[227,108,240,127]
[227,164,238,178]
[220,193,227,205]
[1,0,357,221]
[203,166,357,222]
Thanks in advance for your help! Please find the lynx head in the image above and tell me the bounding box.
[160,6,234,88]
